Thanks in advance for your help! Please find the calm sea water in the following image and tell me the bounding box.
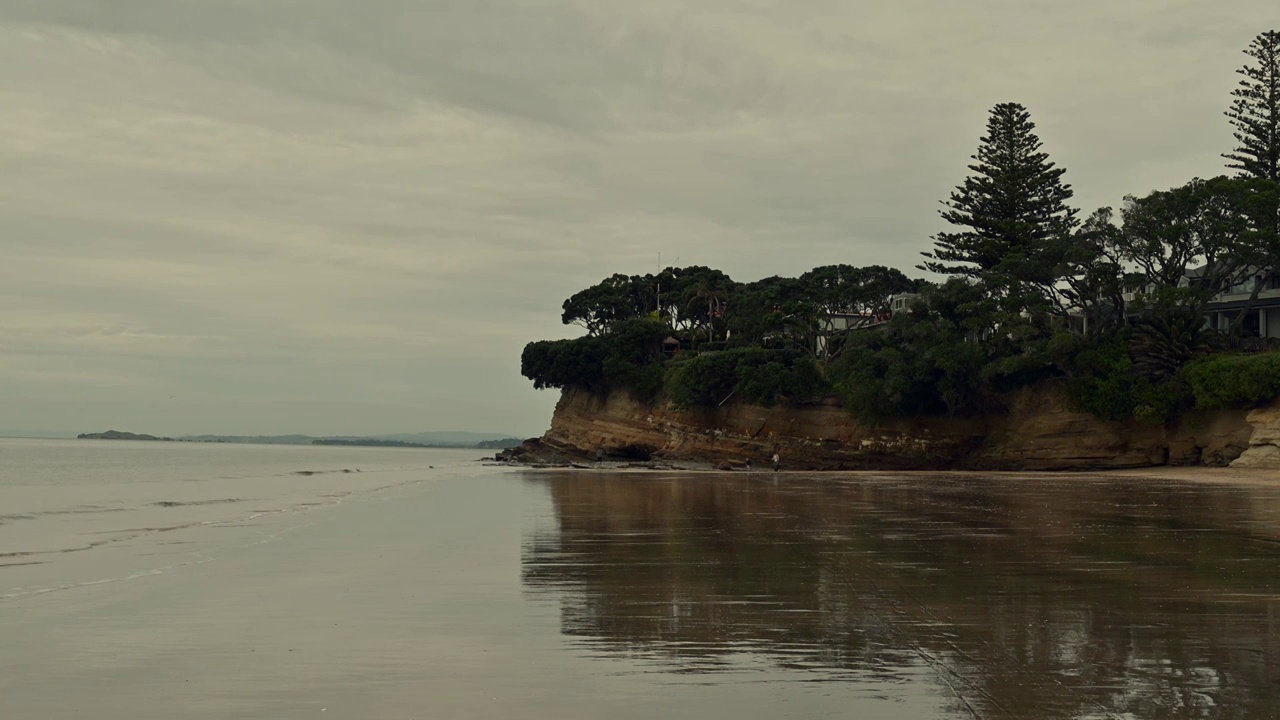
[2,439,1279,718]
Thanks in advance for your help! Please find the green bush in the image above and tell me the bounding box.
[1182,351,1280,410]
[665,348,827,409]
[737,353,825,406]
[1132,378,1189,425]
[1060,333,1194,425]
[665,353,738,408]
[828,281,989,420]
[1063,336,1141,421]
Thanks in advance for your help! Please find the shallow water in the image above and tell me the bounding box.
[2,441,1279,718]
[526,471,1280,718]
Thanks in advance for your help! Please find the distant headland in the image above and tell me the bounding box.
[311,438,431,448]
[78,430,174,441]
[75,431,523,450]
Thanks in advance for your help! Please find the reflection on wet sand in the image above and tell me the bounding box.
[522,472,1280,719]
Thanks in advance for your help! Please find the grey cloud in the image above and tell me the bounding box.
[0,0,1273,436]
[2,0,783,131]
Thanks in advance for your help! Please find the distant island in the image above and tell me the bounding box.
[78,430,174,441]
[76,431,524,449]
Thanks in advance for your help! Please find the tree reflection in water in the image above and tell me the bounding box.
[521,472,1280,719]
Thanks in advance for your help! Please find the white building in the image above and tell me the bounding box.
[1202,270,1280,338]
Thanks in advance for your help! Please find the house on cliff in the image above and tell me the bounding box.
[889,293,920,315]
[814,310,888,355]
[1200,269,1280,338]
[1124,267,1280,338]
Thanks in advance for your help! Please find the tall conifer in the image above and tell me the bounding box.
[1224,31,1280,181]
[920,103,1078,310]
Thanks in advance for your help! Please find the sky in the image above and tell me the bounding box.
[0,1,1272,438]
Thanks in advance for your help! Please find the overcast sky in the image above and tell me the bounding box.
[0,1,1271,437]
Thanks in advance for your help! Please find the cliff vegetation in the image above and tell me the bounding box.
[518,32,1280,468]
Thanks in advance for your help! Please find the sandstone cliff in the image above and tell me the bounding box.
[1232,400,1280,468]
[512,386,1275,471]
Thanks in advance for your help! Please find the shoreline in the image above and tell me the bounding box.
[509,463,1280,486]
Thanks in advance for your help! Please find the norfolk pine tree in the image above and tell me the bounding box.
[1222,31,1280,330]
[920,103,1079,316]
[1225,30,1280,182]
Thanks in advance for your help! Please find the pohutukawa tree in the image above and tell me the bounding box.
[1225,30,1280,181]
[920,102,1079,314]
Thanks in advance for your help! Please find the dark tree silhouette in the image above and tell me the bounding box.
[1225,30,1280,181]
[920,103,1079,313]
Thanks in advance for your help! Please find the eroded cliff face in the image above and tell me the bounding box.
[522,386,1268,471]
[1232,401,1280,468]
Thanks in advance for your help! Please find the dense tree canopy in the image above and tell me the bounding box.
[799,265,919,320]
[524,30,1280,425]
[1115,177,1254,309]
[560,274,656,336]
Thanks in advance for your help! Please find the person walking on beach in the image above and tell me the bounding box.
[596,447,604,467]
[771,452,780,473]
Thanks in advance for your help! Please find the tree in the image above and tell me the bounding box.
[561,273,656,335]
[798,265,919,357]
[1059,208,1129,335]
[1115,177,1253,313]
[1112,177,1252,375]
[831,279,988,419]
[522,317,667,396]
[1225,30,1280,182]
[920,103,1080,314]
[799,265,917,320]
[673,266,735,344]
[724,276,785,345]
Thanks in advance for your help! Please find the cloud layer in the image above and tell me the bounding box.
[0,1,1269,436]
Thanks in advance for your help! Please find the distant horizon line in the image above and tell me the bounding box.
[0,429,531,441]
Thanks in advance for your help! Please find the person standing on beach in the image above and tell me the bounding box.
[596,447,604,467]
[771,452,780,473]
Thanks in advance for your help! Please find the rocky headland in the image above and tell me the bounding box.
[501,387,1280,471]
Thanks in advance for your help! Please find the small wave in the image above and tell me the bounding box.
[151,499,245,508]
[40,507,128,517]
[0,513,39,525]
[1,523,202,559]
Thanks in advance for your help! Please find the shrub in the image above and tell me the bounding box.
[665,353,738,408]
[1132,378,1189,425]
[828,281,989,420]
[1182,351,1280,410]
[1063,336,1141,421]
[665,348,827,409]
[1061,332,1195,424]
[832,325,985,420]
